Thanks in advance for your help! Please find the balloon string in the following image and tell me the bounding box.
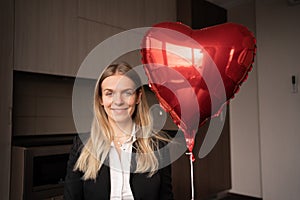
[186,151,195,200]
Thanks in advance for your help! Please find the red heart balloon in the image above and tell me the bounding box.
[141,22,256,151]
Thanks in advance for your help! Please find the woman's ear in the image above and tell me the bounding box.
[99,97,103,105]
[136,89,142,104]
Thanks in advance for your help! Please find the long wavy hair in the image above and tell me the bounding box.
[74,62,165,180]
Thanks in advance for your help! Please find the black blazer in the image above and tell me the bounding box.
[64,135,174,200]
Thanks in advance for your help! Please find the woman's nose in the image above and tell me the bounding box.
[113,93,124,105]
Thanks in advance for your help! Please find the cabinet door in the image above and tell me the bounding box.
[14,0,78,76]
[77,0,176,74]
[78,0,145,30]
[78,0,176,29]
[77,18,123,74]
[144,0,177,26]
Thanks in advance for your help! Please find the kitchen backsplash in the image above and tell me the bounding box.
[13,71,95,136]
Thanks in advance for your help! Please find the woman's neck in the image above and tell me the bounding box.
[109,120,134,137]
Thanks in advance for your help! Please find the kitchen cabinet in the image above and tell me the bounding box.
[78,0,176,29]
[77,18,124,72]
[77,0,176,77]
[14,0,177,77]
[14,0,78,76]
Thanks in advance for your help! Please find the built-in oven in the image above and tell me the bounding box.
[10,143,72,200]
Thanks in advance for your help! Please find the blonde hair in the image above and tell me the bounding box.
[74,62,167,180]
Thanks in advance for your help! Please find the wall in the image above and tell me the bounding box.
[227,0,300,199]
[226,0,262,198]
[256,0,300,199]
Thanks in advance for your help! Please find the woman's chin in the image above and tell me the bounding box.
[109,115,132,124]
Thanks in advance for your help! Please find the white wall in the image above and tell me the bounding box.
[227,0,262,198]
[228,0,300,199]
[256,0,300,199]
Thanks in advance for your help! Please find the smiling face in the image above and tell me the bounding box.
[100,75,141,125]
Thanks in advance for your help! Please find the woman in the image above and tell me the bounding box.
[64,62,174,200]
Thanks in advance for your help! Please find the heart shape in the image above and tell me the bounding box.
[141,22,256,151]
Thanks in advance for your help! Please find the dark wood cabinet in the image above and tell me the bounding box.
[177,0,227,29]
[171,1,231,199]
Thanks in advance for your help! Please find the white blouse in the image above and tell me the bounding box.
[109,125,137,200]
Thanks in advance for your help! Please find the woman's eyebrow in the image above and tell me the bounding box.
[122,88,135,91]
[103,88,113,92]
[102,88,135,92]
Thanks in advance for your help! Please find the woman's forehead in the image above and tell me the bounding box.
[101,75,136,90]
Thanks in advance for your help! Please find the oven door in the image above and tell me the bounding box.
[10,144,72,200]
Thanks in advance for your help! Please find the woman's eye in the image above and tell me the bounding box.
[123,90,134,96]
[105,92,113,96]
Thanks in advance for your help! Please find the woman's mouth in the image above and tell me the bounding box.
[111,108,128,114]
